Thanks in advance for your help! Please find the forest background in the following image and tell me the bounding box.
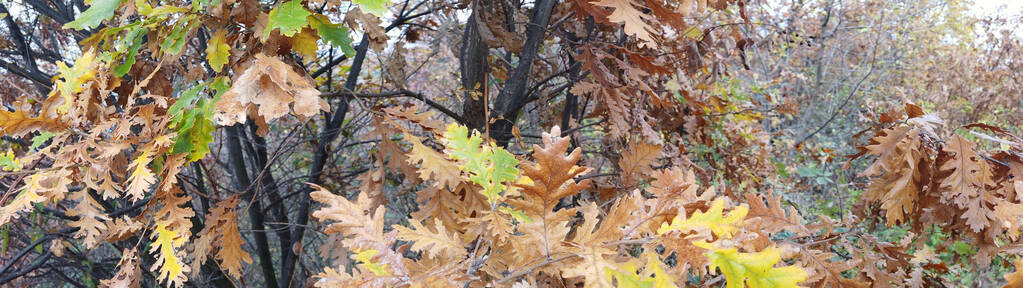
[0,0,1022,287]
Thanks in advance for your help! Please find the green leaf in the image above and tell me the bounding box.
[499,206,532,223]
[308,14,355,56]
[169,83,215,162]
[694,241,808,288]
[0,149,21,171]
[490,149,519,184]
[29,132,56,150]
[353,0,390,16]
[1,225,8,254]
[63,0,122,30]
[606,262,654,288]
[113,25,147,77]
[442,124,519,203]
[264,0,311,40]
[206,30,231,72]
[160,16,198,55]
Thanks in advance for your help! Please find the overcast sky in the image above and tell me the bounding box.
[971,0,1023,17]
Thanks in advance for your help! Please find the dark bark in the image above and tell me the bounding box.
[280,32,369,288]
[459,1,490,132]
[186,163,236,288]
[241,123,295,288]
[488,0,557,146]
[225,125,278,288]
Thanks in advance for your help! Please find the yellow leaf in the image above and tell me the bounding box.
[126,149,155,202]
[206,29,231,72]
[644,253,678,288]
[694,241,807,288]
[290,28,319,62]
[658,198,749,239]
[605,262,652,288]
[52,50,99,113]
[405,135,462,189]
[150,223,189,287]
[352,249,390,276]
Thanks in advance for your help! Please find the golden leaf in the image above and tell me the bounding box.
[0,110,65,137]
[125,149,156,202]
[394,218,466,260]
[150,223,189,288]
[406,135,462,189]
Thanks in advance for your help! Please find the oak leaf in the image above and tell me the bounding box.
[590,0,656,48]
[406,135,462,189]
[939,135,996,232]
[264,0,311,39]
[194,196,252,279]
[150,223,190,288]
[745,192,810,236]
[443,124,519,203]
[0,169,71,226]
[561,245,618,287]
[215,54,328,132]
[125,149,156,202]
[67,189,110,248]
[658,198,748,240]
[205,30,231,72]
[694,241,808,288]
[858,126,925,225]
[310,184,410,279]
[394,218,466,259]
[100,248,141,288]
[0,110,65,137]
[509,125,590,216]
[619,140,661,187]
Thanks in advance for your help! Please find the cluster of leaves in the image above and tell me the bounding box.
[310,123,818,287]
[849,104,1023,282]
[0,0,1022,287]
[0,0,368,285]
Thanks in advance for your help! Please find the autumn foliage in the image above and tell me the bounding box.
[0,0,1022,287]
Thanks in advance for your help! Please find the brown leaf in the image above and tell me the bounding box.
[215,54,328,133]
[619,140,661,187]
[0,110,65,137]
[939,135,996,232]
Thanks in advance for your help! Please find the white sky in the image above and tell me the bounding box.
[971,0,1023,17]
